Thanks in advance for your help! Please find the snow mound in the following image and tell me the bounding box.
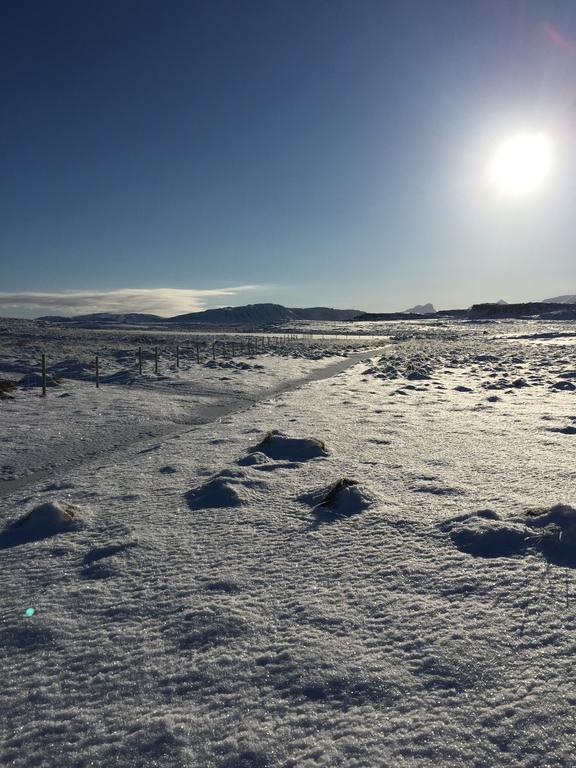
[525,504,576,566]
[251,430,327,461]
[1,501,82,547]
[305,479,374,526]
[18,372,61,388]
[444,504,576,565]
[185,470,265,510]
[551,380,576,391]
[237,451,272,466]
[447,514,529,558]
[548,425,576,435]
[323,482,373,516]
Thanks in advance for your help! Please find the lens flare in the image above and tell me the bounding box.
[489,133,553,195]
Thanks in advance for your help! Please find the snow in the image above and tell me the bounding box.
[1,501,83,547]
[0,317,575,767]
[444,503,576,565]
[249,431,328,462]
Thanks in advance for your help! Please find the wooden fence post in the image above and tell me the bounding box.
[195,343,200,363]
[176,344,180,368]
[155,346,159,374]
[212,342,216,361]
[95,355,100,388]
[41,353,47,397]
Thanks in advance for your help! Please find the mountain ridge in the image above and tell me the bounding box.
[38,303,361,325]
[35,294,576,325]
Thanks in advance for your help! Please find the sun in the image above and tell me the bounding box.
[488,132,553,195]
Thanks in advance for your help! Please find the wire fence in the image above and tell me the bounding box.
[10,333,305,396]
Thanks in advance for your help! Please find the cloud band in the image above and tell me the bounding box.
[0,286,261,318]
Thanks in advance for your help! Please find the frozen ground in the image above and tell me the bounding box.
[0,319,385,484]
[1,319,575,767]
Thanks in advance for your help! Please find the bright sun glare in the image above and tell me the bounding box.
[489,132,553,195]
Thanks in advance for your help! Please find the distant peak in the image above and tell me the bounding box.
[403,302,435,315]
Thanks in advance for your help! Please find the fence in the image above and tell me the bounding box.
[21,333,305,396]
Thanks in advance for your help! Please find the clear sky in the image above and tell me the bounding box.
[1,0,575,317]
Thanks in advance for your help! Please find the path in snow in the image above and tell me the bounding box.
[0,347,389,498]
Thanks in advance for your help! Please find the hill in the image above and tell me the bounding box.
[542,294,576,304]
[38,312,164,324]
[468,302,576,319]
[162,304,361,324]
[37,304,361,326]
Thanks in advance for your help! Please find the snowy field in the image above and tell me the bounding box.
[1,318,575,767]
[0,318,385,485]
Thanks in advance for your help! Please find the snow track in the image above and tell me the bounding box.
[0,348,388,498]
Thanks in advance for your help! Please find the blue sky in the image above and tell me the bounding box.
[1,0,575,317]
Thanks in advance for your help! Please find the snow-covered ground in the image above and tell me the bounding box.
[0,319,386,485]
[1,319,575,767]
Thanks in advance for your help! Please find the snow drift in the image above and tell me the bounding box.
[1,500,82,547]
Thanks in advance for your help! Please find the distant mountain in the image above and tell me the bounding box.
[469,302,575,319]
[403,303,435,315]
[290,307,361,321]
[38,312,163,324]
[167,303,360,325]
[165,303,291,325]
[542,295,576,304]
[38,304,361,326]
[355,308,467,321]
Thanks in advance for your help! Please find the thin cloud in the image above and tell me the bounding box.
[0,286,262,317]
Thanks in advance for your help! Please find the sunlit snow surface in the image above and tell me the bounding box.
[0,318,575,767]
